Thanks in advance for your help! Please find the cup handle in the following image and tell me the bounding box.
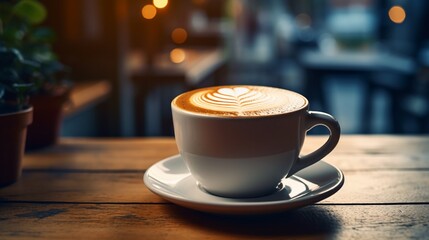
[287,111,341,177]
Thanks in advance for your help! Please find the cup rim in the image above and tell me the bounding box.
[171,86,309,119]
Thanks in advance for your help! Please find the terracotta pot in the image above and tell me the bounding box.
[0,106,33,187]
[26,88,70,150]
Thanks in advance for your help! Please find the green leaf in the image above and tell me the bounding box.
[29,27,55,43]
[13,0,47,25]
[0,47,24,66]
[13,82,33,91]
[0,68,20,83]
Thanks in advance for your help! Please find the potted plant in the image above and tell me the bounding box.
[0,0,72,150]
[0,47,34,187]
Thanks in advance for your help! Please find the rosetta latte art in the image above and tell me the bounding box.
[183,86,306,116]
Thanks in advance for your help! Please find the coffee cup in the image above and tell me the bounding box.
[171,85,340,198]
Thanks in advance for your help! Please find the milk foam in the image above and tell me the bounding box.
[174,86,307,117]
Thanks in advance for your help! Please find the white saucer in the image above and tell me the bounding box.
[144,155,344,215]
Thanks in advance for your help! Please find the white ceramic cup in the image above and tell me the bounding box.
[171,86,340,198]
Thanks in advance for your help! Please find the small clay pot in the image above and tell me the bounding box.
[0,106,33,187]
[26,87,70,150]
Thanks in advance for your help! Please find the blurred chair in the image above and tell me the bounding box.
[368,0,428,133]
[400,70,429,133]
[299,0,428,133]
[130,48,227,136]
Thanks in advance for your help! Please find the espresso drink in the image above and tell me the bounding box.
[172,85,340,197]
[173,86,307,117]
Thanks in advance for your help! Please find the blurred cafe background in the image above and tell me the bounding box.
[37,0,429,137]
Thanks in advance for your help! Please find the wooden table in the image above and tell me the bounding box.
[299,50,416,133]
[131,48,227,135]
[63,80,111,118]
[0,136,428,239]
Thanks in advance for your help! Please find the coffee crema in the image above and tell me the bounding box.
[173,86,307,117]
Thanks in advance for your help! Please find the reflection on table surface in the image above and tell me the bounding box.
[1,135,428,239]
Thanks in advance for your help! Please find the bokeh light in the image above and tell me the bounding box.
[388,6,406,24]
[171,28,188,44]
[170,48,186,63]
[153,0,168,9]
[142,4,157,20]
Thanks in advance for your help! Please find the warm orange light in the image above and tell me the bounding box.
[153,0,168,9]
[171,28,188,44]
[142,4,157,20]
[170,48,186,63]
[389,6,406,24]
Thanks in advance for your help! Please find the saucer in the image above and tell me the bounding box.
[144,155,344,215]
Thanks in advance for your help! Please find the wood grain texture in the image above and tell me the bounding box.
[1,136,428,239]
[63,80,112,117]
[22,136,429,171]
[0,170,428,204]
[23,138,178,170]
[0,203,427,240]
[301,135,429,170]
